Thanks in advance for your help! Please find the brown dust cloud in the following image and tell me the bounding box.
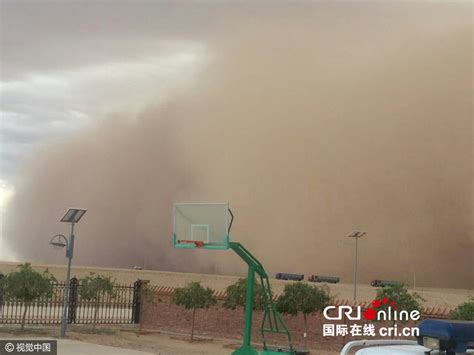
[4,2,473,288]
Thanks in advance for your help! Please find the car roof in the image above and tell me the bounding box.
[356,346,474,355]
[355,344,431,354]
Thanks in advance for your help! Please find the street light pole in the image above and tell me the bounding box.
[347,231,366,301]
[60,222,74,338]
[354,235,359,301]
[50,208,86,338]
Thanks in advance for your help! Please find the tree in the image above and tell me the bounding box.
[374,284,424,324]
[172,281,217,341]
[78,273,114,330]
[223,278,265,311]
[374,284,424,338]
[449,298,474,321]
[276,283,330,349]
[1,263,56,330]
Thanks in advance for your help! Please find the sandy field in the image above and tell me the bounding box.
[0,325,338,355]
[0,261,472,308]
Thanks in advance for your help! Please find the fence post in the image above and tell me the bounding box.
[0,273,4,319]
[132,279,144,324]
[67,277,78,324]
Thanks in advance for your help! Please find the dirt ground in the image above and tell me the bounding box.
[0,325,339,355]
[0,261,471,308]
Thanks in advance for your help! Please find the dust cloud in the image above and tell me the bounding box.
[4,2,473,288]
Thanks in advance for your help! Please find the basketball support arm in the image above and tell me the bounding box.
[229,242,294,355]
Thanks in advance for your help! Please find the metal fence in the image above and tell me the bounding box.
[0,278,145,325]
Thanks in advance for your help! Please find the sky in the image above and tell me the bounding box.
[1,1,212,179]
[0,1,472,288]
[1,1,214,259]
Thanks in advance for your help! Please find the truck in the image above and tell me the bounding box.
[275,273,304,281]
[307,275,340,283]
[371,279,401,287]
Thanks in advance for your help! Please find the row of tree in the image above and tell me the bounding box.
[1,263,472,339]
[170,279,474,342]
[0,263,114,330]
[171,279,330,343]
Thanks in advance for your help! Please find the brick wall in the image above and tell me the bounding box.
[141,294,419,351]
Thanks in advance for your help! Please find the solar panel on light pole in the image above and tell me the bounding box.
[60,208,87,223]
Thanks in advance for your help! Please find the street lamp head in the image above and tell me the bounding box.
[347,231,366,239]
[60,208,87,223]
[50,241,66,247]
[50,234,67,249]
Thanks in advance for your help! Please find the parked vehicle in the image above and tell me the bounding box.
[340,319,474,354]
[275,273,304,281]
[308,275,340,283]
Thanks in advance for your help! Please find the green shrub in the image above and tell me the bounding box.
[223,278,264,311]
[78,273,114,329]
[2,263,56,330]
[172,281,216,341]
[449,298,474,321]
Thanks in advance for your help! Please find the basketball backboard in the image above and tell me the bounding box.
[172,203,231,250]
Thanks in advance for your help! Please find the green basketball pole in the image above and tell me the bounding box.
[172,203,295,355]
[230,242,294,355]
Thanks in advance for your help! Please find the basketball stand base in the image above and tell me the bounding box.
[232,346,294,355]
[232,345,259,355]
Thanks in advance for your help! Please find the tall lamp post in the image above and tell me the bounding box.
[347,231,366,301]
[50,208,86,337]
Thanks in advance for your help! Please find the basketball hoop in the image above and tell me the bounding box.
[178,240,205,248]
[173,203,230,250]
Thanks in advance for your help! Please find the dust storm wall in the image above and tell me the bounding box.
[4,3,472,288]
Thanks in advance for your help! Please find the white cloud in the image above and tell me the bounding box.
[0,40,207,179]
[0,179,17,261]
